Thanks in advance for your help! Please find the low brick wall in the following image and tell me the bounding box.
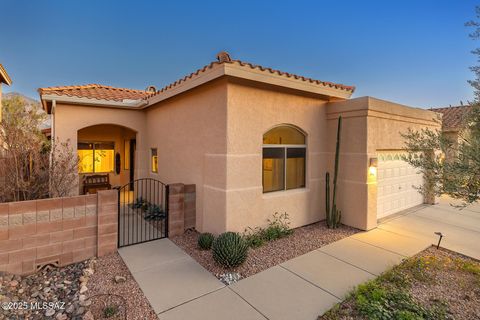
[168,184,196,237]
[0,190,117,275]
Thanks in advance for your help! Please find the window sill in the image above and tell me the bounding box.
[262,187,308,198]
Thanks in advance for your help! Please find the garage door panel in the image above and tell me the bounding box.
[377,152,424,219]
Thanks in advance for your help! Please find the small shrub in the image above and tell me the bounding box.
[263,212,293,241]
[103,305,118,318]
[212,232,248,268]
[242,212,293,248]
[243,227,265,248]
[198,232,215,250]
[401,257,434,283]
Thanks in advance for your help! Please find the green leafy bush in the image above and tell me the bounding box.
[242,227,265,248]
[351,277,447,320]
[242,212,293,248]
[212,232,248,268]
[198,232,215,250]
[263,212,293,241]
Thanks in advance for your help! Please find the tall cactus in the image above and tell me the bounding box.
[325,172,330,223]
[326,116,342,228]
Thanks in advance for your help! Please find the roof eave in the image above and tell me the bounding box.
[224,63,353,100]
[146,63,354,106]
[40,93,147,114]
[0,64,12,86]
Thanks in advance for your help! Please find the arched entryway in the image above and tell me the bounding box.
[77,124,137,195]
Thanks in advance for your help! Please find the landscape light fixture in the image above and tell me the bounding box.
[434,231,444,249]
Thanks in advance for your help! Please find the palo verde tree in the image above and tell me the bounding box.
[402,7,480,206]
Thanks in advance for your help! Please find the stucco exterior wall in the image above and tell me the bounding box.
[50,81,441,235]
[224,80,329,232]
[327,97,440,230]
[145,79,228,233]
[53,104,147,195]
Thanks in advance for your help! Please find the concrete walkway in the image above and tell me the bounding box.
[121,197,480,320]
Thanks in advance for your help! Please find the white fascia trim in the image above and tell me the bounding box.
[41,94,148,109]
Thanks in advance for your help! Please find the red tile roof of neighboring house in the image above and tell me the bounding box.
[431,105,472,131]
[145,58,355,100]
[38,84,150,102]
[0,64,12,85]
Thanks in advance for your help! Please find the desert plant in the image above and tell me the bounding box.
[243,226,265,248]
[325,171,330,222]
[212,232,248,268]
[198,232,215,250]
[263,212,292,240]
[400,8,480,207]
[242,212,292,248]
[326,116,342,228]
[103,305,118,318]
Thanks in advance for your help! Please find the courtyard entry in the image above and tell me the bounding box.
[118,178,169,247]
[77,124,137,194]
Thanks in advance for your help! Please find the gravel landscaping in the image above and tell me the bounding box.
[320,246,480,320]
[0,260,93,320]
[85,252,157,320]
[171,221,358,279]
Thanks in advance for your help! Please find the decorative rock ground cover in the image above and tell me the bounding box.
[320,246,480,320]
[171,221,359,279]
[86,253,157,320]
[0,260,93,320]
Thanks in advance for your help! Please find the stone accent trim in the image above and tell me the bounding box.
[167,184,196,237]
[0,190,118,275]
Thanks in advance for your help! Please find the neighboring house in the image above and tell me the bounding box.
[0,63,12,122]
[431,105,472,161]
[38,52,439,234]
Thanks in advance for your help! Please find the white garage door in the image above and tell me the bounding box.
[377,152,424,219]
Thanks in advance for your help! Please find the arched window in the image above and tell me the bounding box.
[263,125,306,193]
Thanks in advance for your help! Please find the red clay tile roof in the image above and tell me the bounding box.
[39,54,355,104]
[145,59,355,100]
[38,84,150,102]
[431,105,472,130]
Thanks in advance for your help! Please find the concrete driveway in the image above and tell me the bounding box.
[379,196,480,260]
[122,197,480,320]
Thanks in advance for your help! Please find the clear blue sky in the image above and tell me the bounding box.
[0,0,478,108]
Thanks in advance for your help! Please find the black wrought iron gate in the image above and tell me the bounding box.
[118,178,169,247]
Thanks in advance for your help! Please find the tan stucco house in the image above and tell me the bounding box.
[39,52,439,234]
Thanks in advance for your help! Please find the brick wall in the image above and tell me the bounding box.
[167,184,196,237]
[0,190,117,275]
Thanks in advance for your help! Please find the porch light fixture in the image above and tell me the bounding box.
[369,157,378,176]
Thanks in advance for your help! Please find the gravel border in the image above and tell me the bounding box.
[0,260,92,320]
[171,221,359,279]
[85,253,157,320]
[320,246,480,319]
[409,247,480,319]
